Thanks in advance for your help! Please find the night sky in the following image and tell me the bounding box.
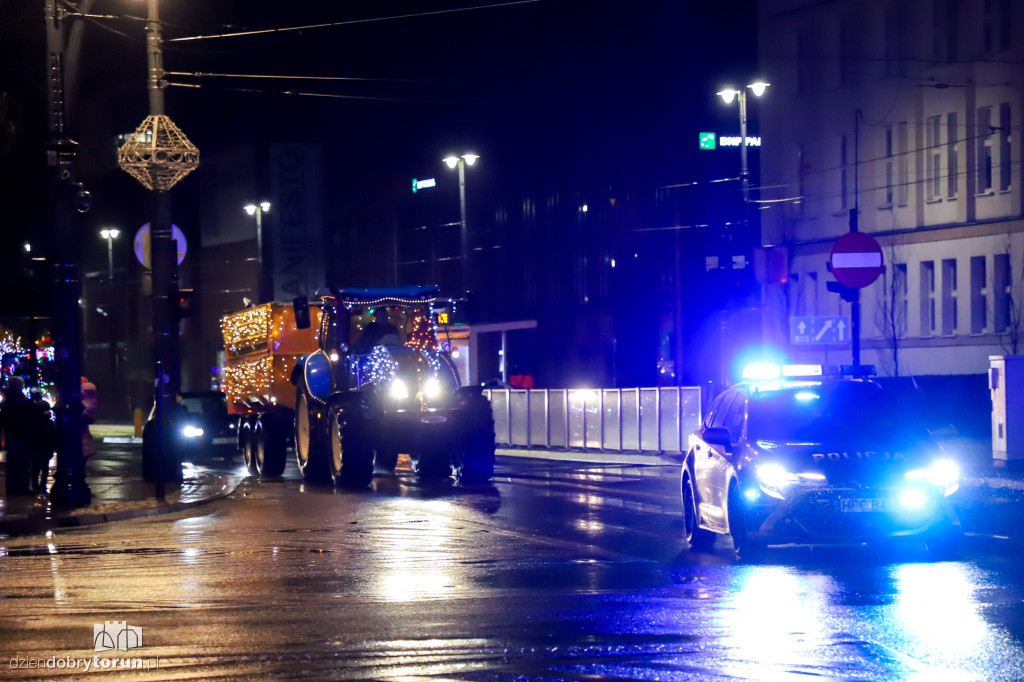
[0,0,757,266]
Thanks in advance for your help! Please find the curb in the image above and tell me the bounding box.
[0,474,237,538]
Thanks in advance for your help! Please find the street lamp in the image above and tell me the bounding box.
[716,81,769,204]
[442,154,478,294]
[244,201,271,303]
[99,228,120,280]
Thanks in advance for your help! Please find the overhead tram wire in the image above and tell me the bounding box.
[164,71,475,86]
[163,81,461,106]
[166,0,543,43]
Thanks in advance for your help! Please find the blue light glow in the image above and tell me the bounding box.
[899,488,928,510]
[794,391,819,401]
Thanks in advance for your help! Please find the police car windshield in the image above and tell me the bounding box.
[746,381,924,443]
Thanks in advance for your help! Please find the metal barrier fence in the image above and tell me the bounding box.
[482,387,702,454]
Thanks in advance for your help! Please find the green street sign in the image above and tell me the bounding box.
[412,177,436,194]
[699,132,716,150]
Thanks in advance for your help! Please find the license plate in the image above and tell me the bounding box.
[840,497,892,513]
[420,415,448,424]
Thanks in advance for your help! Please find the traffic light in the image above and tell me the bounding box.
[176,288,195,319]
[826,280,858,303]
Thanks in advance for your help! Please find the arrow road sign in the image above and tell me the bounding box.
[790,316,850,345]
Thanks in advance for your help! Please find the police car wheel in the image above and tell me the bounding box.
[925,523,963,559]
[682,471,716,550]
[728,482,765,558]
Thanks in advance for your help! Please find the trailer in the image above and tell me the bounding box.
[221,302,322,476]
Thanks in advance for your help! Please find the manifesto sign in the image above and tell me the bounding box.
[269,145,325,302]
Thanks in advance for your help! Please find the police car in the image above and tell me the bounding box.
[681,364,963,556]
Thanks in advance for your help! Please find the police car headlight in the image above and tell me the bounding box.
[905,458,959,496]
[424,377,441,398]
[181,425,205,438]
[756,463,798,497]
[389,378,409,400]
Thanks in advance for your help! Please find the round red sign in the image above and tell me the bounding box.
[829,232,884,288]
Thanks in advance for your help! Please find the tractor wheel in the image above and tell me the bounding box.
[328,399,374,488]
[241,419,258,475]
[452,391,496,484]
[256,416,287,477]
[295,390,330,482]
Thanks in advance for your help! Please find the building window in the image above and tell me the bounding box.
[933,0,957,62]
[942,258,958,335]
[994,253,1012,331]
[971,256,988,334]
[927,115,942,200]
[895,263,908,331]
[921,261,936,335]
[984,0,1013,53]
[796,143,806,217]
[839,135,848,210]
[896,122,909,205]
[1000,102,1012,191]
[884,126,895,205]
[884,3,908,77]
[947,112,959,198]
[807,271,818,316]
[978,106,994,193]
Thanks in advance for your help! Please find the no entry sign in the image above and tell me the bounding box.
[829,232,883,288]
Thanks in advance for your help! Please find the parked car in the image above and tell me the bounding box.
[681,364,963,556]
[175,390,236,458]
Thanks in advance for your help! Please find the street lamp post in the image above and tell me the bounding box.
[716,81,769,205]
[244,201,272,303]
[100,228,120,280]
[443,153,478,294]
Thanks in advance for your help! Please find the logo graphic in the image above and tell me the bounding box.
[94,621,143,652]
[699,132,716,150]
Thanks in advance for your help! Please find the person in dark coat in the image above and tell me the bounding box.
[30,388,55,492]
[0,376,41,495]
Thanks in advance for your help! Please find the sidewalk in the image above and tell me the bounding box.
[0,424,236,538]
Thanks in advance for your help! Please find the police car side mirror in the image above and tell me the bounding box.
[703,427,732,448]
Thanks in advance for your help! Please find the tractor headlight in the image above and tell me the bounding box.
[905,458,959,496]
[424,377,441,398]
[389,378,409,400]
[181,425,204,438]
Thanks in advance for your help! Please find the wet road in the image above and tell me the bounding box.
[3,455,1024,680]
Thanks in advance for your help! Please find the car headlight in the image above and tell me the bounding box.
[756,463,798,498]
[905,458,959,495]
[424,377,441,398]
[389,378,409,400]
[181,425,204,438]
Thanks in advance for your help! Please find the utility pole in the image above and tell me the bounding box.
[44,0,91,507]
[118,0,199,497]
[850,109,862,367]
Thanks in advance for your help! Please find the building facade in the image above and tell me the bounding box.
[759,0,1023,376]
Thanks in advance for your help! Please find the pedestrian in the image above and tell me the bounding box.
[81,376,98,461]
[30,388,56,493]
[0,376,40,495]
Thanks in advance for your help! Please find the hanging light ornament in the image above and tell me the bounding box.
[118,115,199,191]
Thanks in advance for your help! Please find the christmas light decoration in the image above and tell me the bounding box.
[222,305,272,356]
